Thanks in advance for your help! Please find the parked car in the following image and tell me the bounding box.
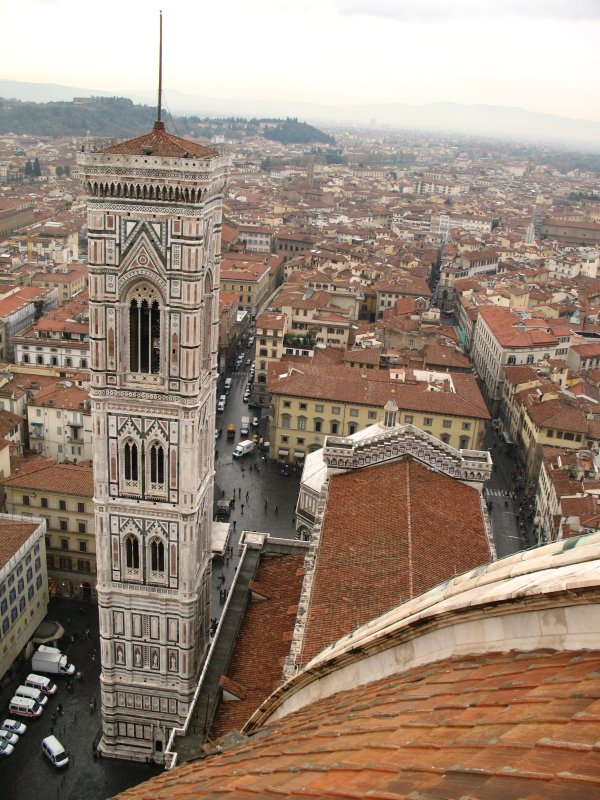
[251,417,259,428]
[0,719,26,736]
[0,740,14,756]
[217,399,226,413]
[0,729,19,745]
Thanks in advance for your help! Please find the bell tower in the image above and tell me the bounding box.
[78,113,227,760]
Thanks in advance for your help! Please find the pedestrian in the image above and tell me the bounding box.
[246,490,249,501]
[89,699,94,715]
[241,503,244,514]
[93,697,97,710]
[232,520,237,531]
[222,488,225,498]
[275,505,278,514]
[52,711,57,724]
[57,703,63,715]
[264,499,268,511]
[238,488,241,498]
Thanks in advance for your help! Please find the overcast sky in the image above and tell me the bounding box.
[2,0,600,121]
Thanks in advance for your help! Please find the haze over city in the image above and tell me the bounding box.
[2,0,600,127]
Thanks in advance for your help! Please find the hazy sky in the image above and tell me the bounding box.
[2,0,600,121]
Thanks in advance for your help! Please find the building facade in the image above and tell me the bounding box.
[78,121,227,762]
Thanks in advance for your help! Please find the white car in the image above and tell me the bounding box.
[0,729,18,745]
[0,739,14,756]
[217,400,226,413]
[251,417,259,428]
[0,719,26,736]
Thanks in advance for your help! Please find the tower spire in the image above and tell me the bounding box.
[156,10,164,130]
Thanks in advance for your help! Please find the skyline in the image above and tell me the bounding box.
[1,1,600,125]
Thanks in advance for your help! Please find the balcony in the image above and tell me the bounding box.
[29,425,45,439]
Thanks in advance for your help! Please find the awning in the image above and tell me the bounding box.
[502,431,514,444]
[294,451,305,459]
[278,448,289,457]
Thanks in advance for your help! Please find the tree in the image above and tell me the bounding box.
[63,165,71,177]
[24,160,33,177]
[55,166,64,177]
[33,157,41,177]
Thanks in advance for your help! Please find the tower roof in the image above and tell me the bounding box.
[103,121,217,159]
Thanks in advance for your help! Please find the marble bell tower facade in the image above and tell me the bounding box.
[78,121,227,761]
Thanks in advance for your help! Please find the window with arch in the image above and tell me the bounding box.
[281,414,291,429]
[459,435,470,449]
[124,440,138,482]
[440,433,451,445]
[128,284,161,374]
[297,416,307,431]
[149,442,165,485]
[202,272,213,373]
[125,534,140,572]
[149,538,165,576]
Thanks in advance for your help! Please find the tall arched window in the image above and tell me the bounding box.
[149,443,165,485]
[125,535,140,570]
[124,441,138,481]
[128,284,161,374]
[202,272,213,372]
[150,539,165,573]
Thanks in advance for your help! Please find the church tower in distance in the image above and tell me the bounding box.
[78,121,227,762]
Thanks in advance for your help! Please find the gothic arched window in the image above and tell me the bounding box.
[149,442,165,485]
[129,285,161,374]
[150,539,165,573]
[124,440,138,482]
[125,535,140,570]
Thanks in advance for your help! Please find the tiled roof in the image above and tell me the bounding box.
[210,553,305,739]
[269,363,490,420]
[0,519,41,569]
[1,457,93,496]
[298,459,491,668]
[103,122,217,158]
[116,648,600,800]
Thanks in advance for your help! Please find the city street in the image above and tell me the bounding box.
[0,599,161,800]
[211,350,301,615]
[482,422,535,558]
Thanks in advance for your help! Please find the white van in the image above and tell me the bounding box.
[42,735,69,768]
[14,685,48,706]
[8,696,43,718]
[25,673,57,695]
[224,378,233,393]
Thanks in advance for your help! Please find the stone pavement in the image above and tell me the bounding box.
[1,598,160,800]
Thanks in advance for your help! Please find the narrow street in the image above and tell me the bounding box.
[482,422,536,559]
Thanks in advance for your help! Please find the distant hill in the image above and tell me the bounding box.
[0,96,198,138]
[263,118,335,145]
[0,95,335,145]
[2,80,600,149]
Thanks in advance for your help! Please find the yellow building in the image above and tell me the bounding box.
[220,258,271,315]
[268,361,490,463]
[2,458,96,601]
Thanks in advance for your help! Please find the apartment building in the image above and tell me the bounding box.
[268,361,489,463]
[0,285,58,362]
[254,311,287,407]
[535,448,600,545]
[501,367,600,481]
[0,514,48,680]
[471,306,558,414]
[31,263,87,304]
[13,303,89,370]
[1,459,95,601]
[220,258,271,315]
[27,381,92,462]
[237,224,272,253]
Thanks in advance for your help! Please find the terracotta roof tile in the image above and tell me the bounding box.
[1,457,93,496]
[103,122,217,159]
[0,518,41,568]
[113,649,600,800]
[298,459,492,668]
[209,553,305,739]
